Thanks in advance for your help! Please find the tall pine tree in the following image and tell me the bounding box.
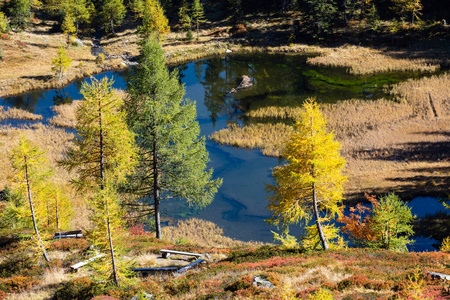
[124,36,222,239]
[267,98,346,250]
[61,77,136,285]
[191,0,205,39]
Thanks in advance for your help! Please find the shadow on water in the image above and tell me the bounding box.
[0,53,445,249]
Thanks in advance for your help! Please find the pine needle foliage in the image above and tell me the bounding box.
[267,98,346,250]
[62,77,137,190]
[61,77,137,285]
[371,193,415,252]
[191,0,205,39]
[137,0,170,39]
[124,36,222,239]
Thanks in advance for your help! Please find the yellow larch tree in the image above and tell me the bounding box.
[267,98,347,250]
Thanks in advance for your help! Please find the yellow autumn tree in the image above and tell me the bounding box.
[61,77,137,285]
[9,135,53,262]
[267,98,347,250]
[138,0,169,39]
[52,46,72,81]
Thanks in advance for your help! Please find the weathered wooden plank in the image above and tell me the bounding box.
[132,267,178,278]
[160,249,202,259]
[54,230,83,239]
[177,259,205,273]
[427,271,450,281]
[132,267,178,272]
[53,234,83,239]
[70,253,105,270]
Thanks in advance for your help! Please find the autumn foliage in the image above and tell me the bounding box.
[338,193,378,246]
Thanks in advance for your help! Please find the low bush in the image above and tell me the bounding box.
[0,275,39,293]
[53,277,98,300]
[0,253,36,278]
[47,238,90,251]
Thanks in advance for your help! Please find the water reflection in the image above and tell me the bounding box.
[52,88,73,106]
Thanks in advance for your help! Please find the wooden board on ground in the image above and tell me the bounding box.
[53,230,83,239]
[177,259,205,273]
[160,249,202,259]
[70,253,105,271]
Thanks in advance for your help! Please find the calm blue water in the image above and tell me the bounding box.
[0,54,446,250]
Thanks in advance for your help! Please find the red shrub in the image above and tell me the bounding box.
[337,275,370,290]
[47,238,90,251]
[0,276,39,293]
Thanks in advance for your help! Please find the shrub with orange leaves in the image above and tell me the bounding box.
[337,193,378,247]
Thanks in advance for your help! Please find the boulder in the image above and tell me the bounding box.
[72,38,83,47]
[252,276,275,289]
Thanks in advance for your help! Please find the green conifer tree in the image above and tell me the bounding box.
[267,98,347,250]
[61,77,137,285]
[102,0,125,34]
[371,193,415,252]
[8,0,30,28]
[62,0,92,35]
[191,0,205,39]
[124,36,222,239]
[61,13,76,48]
[178,0,191,38]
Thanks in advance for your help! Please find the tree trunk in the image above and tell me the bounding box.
[313,181,329,250]
[196,20,199,39]
[99,99,119,286]
[310,117,328,250]
[111,14,114,34]
[55,194,59,230]
[153,138,161,239]
[47,200,50,227]
[24,156,50,262]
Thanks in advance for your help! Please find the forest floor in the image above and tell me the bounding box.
[1,225,450,300]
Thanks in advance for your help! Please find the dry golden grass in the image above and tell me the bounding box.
[322,99,416,140]
[39,267,69,287]
[161,218,263,249]
[390,72,450,117]
[0,107,43,121]
[0,123,90,228]
[307,45,440,75]
[49,100,80,128]
[134,253,157,266]
[210,123,293,157]
[5,289,54,300]
[0,20,106,97]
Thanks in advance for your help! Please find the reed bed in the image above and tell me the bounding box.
[161,218,262,248]
[390,72,450,117]
[307,45,440,75]
[48,100,80,128]
[209,122,294,157]
[0,107,43,121]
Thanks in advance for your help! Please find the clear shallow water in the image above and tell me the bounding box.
[0,53,446,250]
